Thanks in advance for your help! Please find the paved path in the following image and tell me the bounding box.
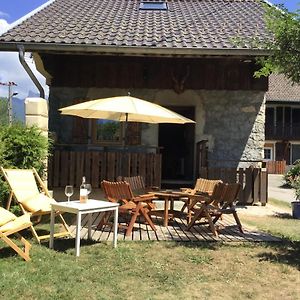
[268,174,295,203]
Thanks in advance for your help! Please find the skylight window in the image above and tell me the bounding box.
[139,1,168,11]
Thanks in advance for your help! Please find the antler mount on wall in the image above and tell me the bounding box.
[171,65,190,94]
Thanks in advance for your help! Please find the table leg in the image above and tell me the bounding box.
[187,198,192,223]
[49,208,55,249]
[88,213,92,240]
[113,207,118,248]
[163,197,169,227]
[170,198,174,211]
[75,212,81,257]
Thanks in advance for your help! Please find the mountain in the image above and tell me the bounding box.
[12,97,25,122]
[12,91,41,122]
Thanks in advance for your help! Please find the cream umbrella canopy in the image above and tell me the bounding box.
[59,95,195,124]
[59,95,195,176]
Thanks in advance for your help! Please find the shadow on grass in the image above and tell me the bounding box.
[273,212,294,219]
[256,241,300,270]
[279,182,292,189]
[0,245,22,259]
[41,238,98,253]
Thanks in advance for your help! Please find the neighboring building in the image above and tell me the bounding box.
[0,0,272,185]
[265,74,300,165]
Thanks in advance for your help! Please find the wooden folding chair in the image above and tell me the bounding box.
[186,183,243,237]
[186,182,227,236]
[210,183,243,234]
[0,207,32,261]
[180,178,222,213]
[117,175,157,209]
[99,180,157,236]
[1,167,72,244]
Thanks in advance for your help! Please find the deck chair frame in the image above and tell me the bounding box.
[0,211,32,261]
[1,167,72,244]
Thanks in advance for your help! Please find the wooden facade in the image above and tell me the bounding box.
[42,54,268,91]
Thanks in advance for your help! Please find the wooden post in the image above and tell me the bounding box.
[260,168,268,206]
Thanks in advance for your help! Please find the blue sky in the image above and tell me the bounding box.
[0,0,299,99]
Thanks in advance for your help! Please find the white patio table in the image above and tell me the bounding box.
[49,199,119,256]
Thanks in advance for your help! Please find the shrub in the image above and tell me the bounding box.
[293,179,300,200]
[283,160,300,187]
[0,123,52,207]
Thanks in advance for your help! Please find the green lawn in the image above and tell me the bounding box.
[1,199,300,300]
[1,240,300,300]
[240,198,300,242]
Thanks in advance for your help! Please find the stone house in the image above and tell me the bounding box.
[265,74,300,166]
[0,0,271,186]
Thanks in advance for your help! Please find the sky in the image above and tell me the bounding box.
[0,0,299,100]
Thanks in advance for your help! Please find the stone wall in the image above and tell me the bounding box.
[49,87,265,168]
[201,91,265,168]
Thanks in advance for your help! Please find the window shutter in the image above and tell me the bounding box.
[126,122,141,145]
[72,98,88,144]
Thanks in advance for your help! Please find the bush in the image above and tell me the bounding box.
[284,160,300,187]
[293,179,300,200]
[0,123,52,207]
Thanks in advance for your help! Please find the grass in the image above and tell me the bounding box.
[1,240,300,300]
[268,198,291,210]
[239,198,300,242]
[1,199,300,300]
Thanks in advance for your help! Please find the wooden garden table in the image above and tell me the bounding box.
[150,190,191,226]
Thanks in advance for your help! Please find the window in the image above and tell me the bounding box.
[93,119,123,144]
[264,147,273,161]
[139,1,168,10]
[291,144,300,164]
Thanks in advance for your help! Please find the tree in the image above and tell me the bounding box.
[0,97,8,125]
[256,3,300,84]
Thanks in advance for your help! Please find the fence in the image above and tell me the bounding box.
[266,160,286,174]
[199,167,268,205]
[48,150,162,189]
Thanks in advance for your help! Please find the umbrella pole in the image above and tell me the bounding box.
[123,112,128,148]
[121,113,129,176]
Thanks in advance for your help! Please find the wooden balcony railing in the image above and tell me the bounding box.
[265,123,300,140]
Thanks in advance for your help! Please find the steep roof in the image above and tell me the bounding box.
[266,74,300,103]
[0,0,271,55]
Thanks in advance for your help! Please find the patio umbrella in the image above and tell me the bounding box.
[59,95,195,176]
[59,95,195,124]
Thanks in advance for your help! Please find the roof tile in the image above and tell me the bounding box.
[0,0,270,50]
[266,74,300,102]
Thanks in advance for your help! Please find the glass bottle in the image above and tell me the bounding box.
[80,176,88,203]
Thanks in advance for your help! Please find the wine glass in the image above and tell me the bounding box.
[86,184,92,199]
[65,185,74,203]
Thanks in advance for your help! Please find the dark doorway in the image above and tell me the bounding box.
[159,106,195,185]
